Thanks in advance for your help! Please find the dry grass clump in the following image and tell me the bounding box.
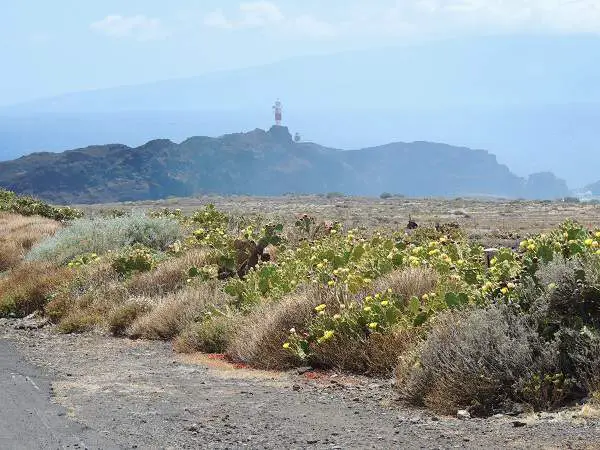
[44,261,125,324]
[226,287,330,370]
[108,298,154,336]
[58,310,103,334]
[311,327,422,377]
[127,248,210,297]
[396,305,554,416]
[0,212,61,271]
[128,282,226,340]
[374,267,438,300]
[174,314,239,354]
[0,262,74,317]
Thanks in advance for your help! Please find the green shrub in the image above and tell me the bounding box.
[0,189,83,221]
[112,245,158,277]
[26,214,182,264]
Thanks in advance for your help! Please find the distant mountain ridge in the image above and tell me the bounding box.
[2,35,600,186]
[0,126,569,204]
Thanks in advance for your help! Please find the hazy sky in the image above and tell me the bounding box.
[3,0,600,106]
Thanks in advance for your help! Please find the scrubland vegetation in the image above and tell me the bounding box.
[2,189,600,417]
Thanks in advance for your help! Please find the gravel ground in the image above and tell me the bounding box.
[2,319,600,449]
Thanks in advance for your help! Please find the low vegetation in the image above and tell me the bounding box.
[2,190,600,418]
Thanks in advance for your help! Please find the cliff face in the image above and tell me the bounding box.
[0,126,570,203]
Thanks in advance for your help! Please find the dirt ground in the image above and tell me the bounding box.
[80,196,600,237]
[2,319,599,450]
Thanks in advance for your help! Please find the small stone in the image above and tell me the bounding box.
[512,421,527,428]
[187,424,199,432]
[457,410,471,420]
[297,366,312,375]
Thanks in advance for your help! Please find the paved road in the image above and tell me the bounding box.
[0,339,117,450]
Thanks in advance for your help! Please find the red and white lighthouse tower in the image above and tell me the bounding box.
[273,99,283,126]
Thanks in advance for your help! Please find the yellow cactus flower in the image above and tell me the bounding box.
[317,330,335,344]
[501,287,509,295]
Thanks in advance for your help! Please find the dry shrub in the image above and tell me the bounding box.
[127,248,209,297]
[396,305,554,416]
[108,298,154,336]
[58,310,102,334]
[374,267,438,299]
[311,327,422,377]
[226,286,331,370]
[44,260,122,323]
[0,212,61,271]
[174,314,239,354]
[0,242,22,272]
[0,262,74,317]
[128,282,226,340]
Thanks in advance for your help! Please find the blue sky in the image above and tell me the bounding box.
[3,0,600,106]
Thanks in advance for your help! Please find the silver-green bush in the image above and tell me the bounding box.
[26,214,182,264]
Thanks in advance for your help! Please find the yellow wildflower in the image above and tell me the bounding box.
[282,342,291,349]
[368,322,378,330]
[380,300,389,307]
[315,304,327,312]
[363,306,372,312]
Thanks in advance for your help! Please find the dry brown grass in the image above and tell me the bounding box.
[108,298,154,336]
[226,287,332,370]
[44,261,124,324]
[173,314,239,354]
[127,248,210,297]
[311,327,422,377]
[0,212,61,271]
[127,282,226,340]
[374,267,438,300]
[0,261,74,317]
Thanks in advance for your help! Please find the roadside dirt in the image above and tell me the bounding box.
[2,319,599,449]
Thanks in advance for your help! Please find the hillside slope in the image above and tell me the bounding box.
[0,126,569,203]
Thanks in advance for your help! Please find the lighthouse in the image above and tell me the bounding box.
[273,99,282,126]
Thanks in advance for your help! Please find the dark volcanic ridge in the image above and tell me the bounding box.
[0,126,569,204]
